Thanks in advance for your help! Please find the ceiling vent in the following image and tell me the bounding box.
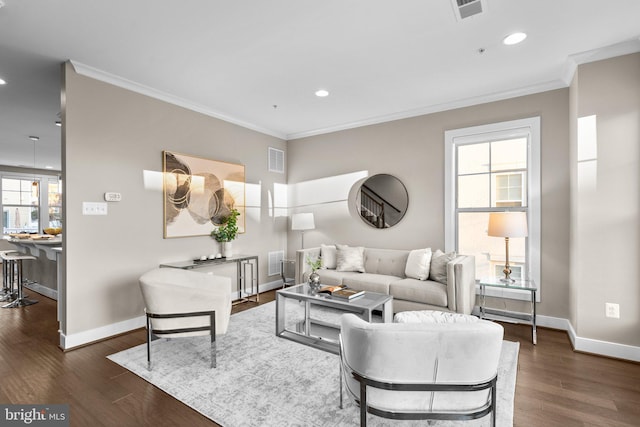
[452,0,485,21]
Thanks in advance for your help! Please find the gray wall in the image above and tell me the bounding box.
[62,63,287,337]
[571,53,640,346]
[288,89,571,320]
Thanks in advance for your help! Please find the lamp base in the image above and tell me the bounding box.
[499,277,516,284]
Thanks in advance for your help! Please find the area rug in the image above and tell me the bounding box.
[108,302,519,426]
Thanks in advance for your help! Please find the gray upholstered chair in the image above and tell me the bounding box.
[339,313,504,427]
[138,268,232,370]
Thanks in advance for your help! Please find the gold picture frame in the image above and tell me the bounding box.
[163,150,245,238]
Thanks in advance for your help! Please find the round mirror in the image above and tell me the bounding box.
[355,174,408,228]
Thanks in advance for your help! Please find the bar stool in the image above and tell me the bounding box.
[1,252,38,308]
[0,250,19,302]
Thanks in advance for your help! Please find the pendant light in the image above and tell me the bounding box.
[29,136,39,198]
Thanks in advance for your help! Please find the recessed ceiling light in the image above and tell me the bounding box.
[315,89,329,98]
[0,77,6,85]
[503,32,527,46]
[55,120,61,127]
[29,136,39,141]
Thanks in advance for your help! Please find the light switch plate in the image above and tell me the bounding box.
[83,202,108,215]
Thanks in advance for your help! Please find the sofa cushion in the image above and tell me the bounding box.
[429,249,457,285]
[313,269,361,286]
[320,244,337,269]
[389,278,448,307]
[342,273,400,295]
[404,248,432,280]
[394,310,478,324]
[363,248,409,276]
[336,245,365,272]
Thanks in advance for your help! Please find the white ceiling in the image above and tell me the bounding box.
[1,0,639,171]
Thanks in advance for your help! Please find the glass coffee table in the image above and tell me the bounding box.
[275,283,393,354]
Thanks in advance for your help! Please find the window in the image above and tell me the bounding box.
[2,178,40,234]
[445,117,540,301]
[495,172,524,207]
[1,174,62,234]
[48,178,62,228]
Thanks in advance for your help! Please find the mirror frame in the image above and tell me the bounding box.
[352,174,408,229]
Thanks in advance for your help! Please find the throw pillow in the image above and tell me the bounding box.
[404,248,432,280]
[429,249,457,285]
[320,244,337,269]
[335,244,365,273]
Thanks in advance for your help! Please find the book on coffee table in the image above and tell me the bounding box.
[330,288,365,300]
[317,285,345,294]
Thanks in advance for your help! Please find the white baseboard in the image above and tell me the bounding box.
[472,308,640,362]
[60,315,146,351]
[24,282,57,301]
[60,279,285,351]
[259,279,284,293]
[565,321,640,362]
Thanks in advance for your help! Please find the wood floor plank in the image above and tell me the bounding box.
[1,290,639,427]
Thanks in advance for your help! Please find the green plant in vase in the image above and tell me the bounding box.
[306,255,322,290]
[211,208,240,257]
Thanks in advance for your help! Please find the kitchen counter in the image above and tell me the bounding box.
[3,235,62,301]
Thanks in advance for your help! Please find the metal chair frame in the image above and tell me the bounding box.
[145,309,216,370]
[339,335,498,427]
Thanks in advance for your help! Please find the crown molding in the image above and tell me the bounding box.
[286,79,566,140]
[69,60,287,140]
[563,37,640,85]
[70,37,640,144]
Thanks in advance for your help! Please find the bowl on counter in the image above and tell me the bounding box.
[43,227,62,236]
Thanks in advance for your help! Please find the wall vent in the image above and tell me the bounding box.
[268,147,285,173]
[268,250,284,276]
[451,0,484,21]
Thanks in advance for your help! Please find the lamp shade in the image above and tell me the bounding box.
[487,212,528,238]
[291,213,315,231]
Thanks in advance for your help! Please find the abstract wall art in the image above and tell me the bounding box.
[163,150,245,238]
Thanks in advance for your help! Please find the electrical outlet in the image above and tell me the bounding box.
[605,303,620,319]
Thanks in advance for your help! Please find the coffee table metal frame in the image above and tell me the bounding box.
[276,283,393,354]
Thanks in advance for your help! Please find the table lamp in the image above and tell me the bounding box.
[487,212,528,282]
[291,213,315,249]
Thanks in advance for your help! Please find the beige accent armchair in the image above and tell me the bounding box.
[339,313,504,426]
[138,268,232,370]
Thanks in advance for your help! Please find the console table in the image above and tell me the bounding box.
[478,277,537,344]
[160,254,259,305]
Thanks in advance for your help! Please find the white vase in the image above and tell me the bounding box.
[221,241,233,258]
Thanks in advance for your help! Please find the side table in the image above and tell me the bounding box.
[160,254,259,305]
[478,277,538,345]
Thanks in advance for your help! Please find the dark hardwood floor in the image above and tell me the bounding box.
[1,290,638,426]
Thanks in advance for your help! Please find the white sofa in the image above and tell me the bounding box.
[339,313,504,426]
[296,246,476,314]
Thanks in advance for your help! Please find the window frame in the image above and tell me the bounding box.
[444,117,541,302]
[1,172,61,234]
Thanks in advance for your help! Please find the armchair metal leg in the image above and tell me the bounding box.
[339,360,343,409]
[491,380,497,427]
[210,312,216,368]
[146,314,152,371]
[360,382,367,427]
